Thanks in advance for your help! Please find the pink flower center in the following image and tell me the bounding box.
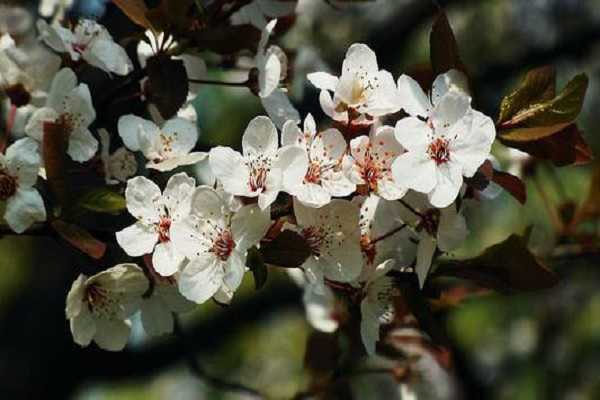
[302,226,327,256]
[211,230,235,261]
[247,156,271,192]
[427,138,451,165]
[73,43,87,54]
[304,161,322,184]
[157,216,171,243]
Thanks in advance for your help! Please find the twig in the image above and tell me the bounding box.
[172,314,265,399]
[188,78,248,88]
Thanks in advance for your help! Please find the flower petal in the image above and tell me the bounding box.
[68,128,98,162]
[396,74,431,118]
[152,241,185,277]
[427,162,463,208]
[178,257,224,304]
[116,222,158,257]
[209,147,250,196]
[391,152,437,194]
[4,188,46,233]
[231,204,270,253]
[307,72,339,92]
[118,114,159,152]
[163,172,196,220]
[94,318,131,351]
[5,138,40,187]
[161,117,198,156]
[394,117,430,152]
[242,115,278,157]
[124,176,162,223]
[140,297,174,336]
[70,310,96,347]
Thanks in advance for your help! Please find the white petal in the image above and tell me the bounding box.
[4,188,46,233]
[5,138,40,187]
[396,74,432,117]
[430,91,471,136]
[259,53,281,98]
[304,284,338,333]
[153,241,185,277]
[279,145,308,195]
[341,43,378,76]
[163,172,196,220]
[66,274,87,319]
[70,310,96,347]
[25,107,59,142]
[281,119,303,147]
[116,222,158,257]
[46,68,77,111]
[161,117,198,156]
[220,251,246,300]
[189,185,227,219]
[450,110,495,177]
[124,176,162,224]
[37,20,69,54]
[392,152,437,194]
[394,117,430,152]
[295,183,331,208]
[307,72,339,92]
[311,128,347,162]
[365,70,401,116]
[231,204,270,253]
[94,318,131,351]
[68,128,98,162]
[64,84,96,127]
[242,115,278,157]
[261,88,300,129]
[427,163,463,208]
[85,39,133,76]
[431,69,469,106]
[178,257,224,304]
[208,147,250,196]
[118,115,159,152]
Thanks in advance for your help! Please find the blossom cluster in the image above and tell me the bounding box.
[0,8,495,355]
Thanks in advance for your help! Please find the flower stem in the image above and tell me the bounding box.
[188,78,248,87]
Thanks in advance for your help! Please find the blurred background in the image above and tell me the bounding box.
[1,0,600,399]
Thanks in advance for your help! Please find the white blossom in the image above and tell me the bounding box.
[288,269,339,333]
[293,198,362,288]
[25,68,98,162]
[256,19,284,98]
[281,114,354,207]
[261,88,301,129]
[398,192,468,288]
[98,128,137,185]
[392,70,495,208]
[230,0,297,29]
[66,263,148,351]
[139,270,195,337]
[0,138,46,233]
[118,114,206,172]
[343,125,407,200]
[209,115,306,210]
[170,186,271,304]
[308,43,399,125]
[116,173,196,277]
[37,18,133,76]
[360,259,397,355]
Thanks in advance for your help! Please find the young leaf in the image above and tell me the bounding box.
[433,230,559,292]
[491,169,527,204]
[51,220,107,259]
[146,55,189,119]
[260,230,311,268]
[246,246,268,290]
[42,121,68,208]
[498,66,556,125]
[430,12,467,76]
[112,0,154,30]
[77,188,126,214]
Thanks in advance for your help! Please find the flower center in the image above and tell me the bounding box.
[72,43,87,55]
[247,156,271,192]
[211,229,235,261]
[158,132,176,159]
[304,161,321,184]
[302,226,327,256]
[85,284,121,318]
[57,113,77,135]
[360,234,376,266]
[156,216,171,243]
[0,170,17,200]
[427,137,451,165]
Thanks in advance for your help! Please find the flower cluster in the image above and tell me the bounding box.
[1,6,511,357]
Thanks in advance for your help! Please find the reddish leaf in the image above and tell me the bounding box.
[112,0,154,30]
[51,220,106,259]
[146,55,189,119]
[260,230,311,268]
[433,230,559,293]
[430,12,467,76]
[491,169,527,204]
[42,121,68,207]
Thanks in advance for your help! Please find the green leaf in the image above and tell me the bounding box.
[498,66,556,125]
[430,12,467,76]
[260,230,311,268]
[77,188,126,214]
[42,120,69,209]
[51,220,106,259]
[433,229,559,292]
[146,55,189,119]
[246,246,267,290]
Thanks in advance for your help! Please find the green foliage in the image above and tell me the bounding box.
[76,188,126,215]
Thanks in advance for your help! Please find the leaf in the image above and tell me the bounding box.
[146,55,189,119]
[499,122,571,142]
[501,73,588,128]
[260,230,311,268]
[500,124,592,167]
[112,0,154,30]
[51,220,106,259]
[42,121,69,207]
[573,164,600,224]
[430,12,467,76]
[491,169,527,204]
[246,246,267,290]
[433,230,559,292]
[77,188,126,214]
[498,66,556,125]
